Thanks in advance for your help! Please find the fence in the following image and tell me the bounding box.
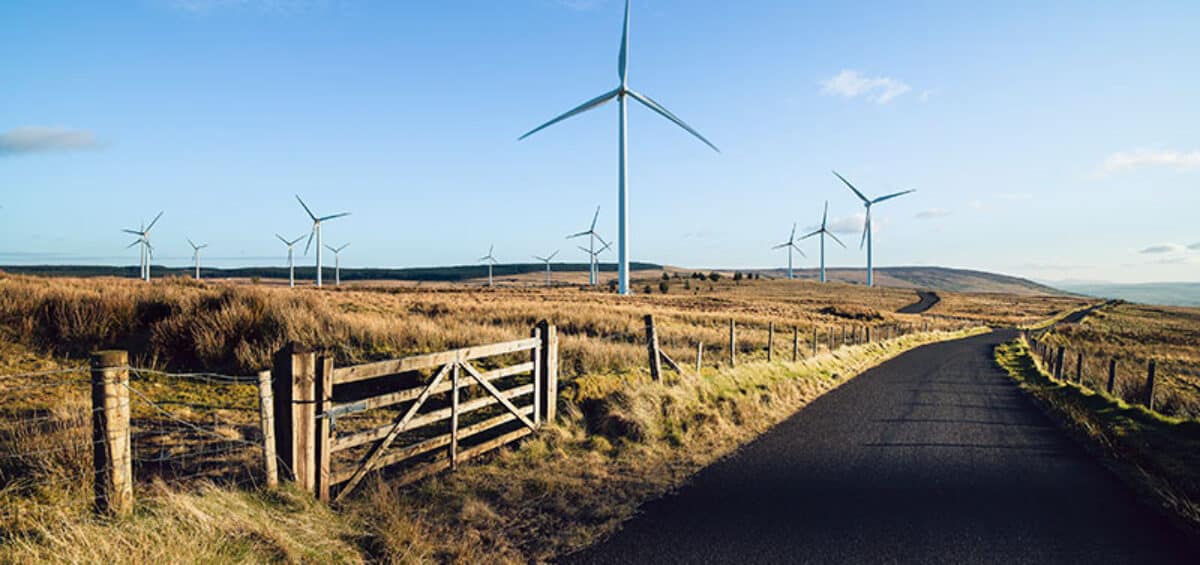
[1023,331,1198,418]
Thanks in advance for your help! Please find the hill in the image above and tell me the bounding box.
[709,266,1068,296]
[1051,281,1200,307]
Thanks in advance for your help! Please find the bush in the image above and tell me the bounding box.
[708,272,721,282]
[733,272,743,282]
[658,281,669,294]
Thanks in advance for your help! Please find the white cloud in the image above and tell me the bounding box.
[1189,242,1200,251]
[918,89,937,103]
[820,70,912,104]
[1101,149,1200,173]
[0,126,100,156]
[915,208,950,220]
[1139,244,1183,255]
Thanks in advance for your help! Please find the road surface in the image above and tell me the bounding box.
[565,330,1198,564]
[897,290,941,314]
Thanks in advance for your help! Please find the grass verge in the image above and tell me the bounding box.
[994,339,1200,535]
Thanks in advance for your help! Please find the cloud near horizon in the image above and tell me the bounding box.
[1139,244,1183,254]
[0,126,100,156]
[915,208,950,220]
[1101,149,1200,174]
[820,70,912,104]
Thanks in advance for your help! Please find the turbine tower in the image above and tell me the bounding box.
[479,245,498,288]
[187,238,208,280]
[520,0,719,296]
[833,171,915,288]
[275,233,305,288]
[296,195,349,288]
[325,243,350,286]
[567,206,608,286]
[122,211,162,282]
[533,250,560,288]
[798,201,846,283]
[771,223,806,280]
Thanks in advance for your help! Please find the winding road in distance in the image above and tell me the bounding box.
[897,290,941,314]
[564,330,1198,564]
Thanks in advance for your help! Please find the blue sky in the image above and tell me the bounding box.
[1,0,1197,283]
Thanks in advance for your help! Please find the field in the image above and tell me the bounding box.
[0,272,1087,562]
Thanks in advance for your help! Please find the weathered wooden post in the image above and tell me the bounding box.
[1145,360,1158,410]
[812,327,818,357]
[256,370,278,490]
[729,319,737,367]
[865,326,872,343]
[450,360,460,471]
[696,342,704,373]
[315,355,334,502]
[535,320,558,422]
[1076,352,1084,384]
[272,343,316,493]
[1054,346,1065,380]
[1106,358,1117,395]
[792,326,799,362]
[91,350,132,517]
[828,327,835,351]
[767,321,775,362]
[645,314,663,381]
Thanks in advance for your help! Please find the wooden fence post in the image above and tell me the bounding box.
[272,343,316,493]
[696,342,704,373]
[828,327,835,351]
[450,360,460,471]
[1076,352,1084,384]
[1106,358,1117,395]
[315,355,334,502]
[812,327,818,357]
[536,320,558,423]
[729,319,737,367]
[1145,360,1158,410]
[1054,347,1065,380]
[256,370,278,490]
[865,326,872,343]
[792,326,799,362]
[767,322,775,362]
[645,314,663,381]
[530,326,542,427]
[91,350,132,517]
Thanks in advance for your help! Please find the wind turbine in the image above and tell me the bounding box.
[324,243,350,286]
[187,238,208,280]
[566,206,608,286]
[771,223,806,280]
[577,240,613,286]
[520,0,719,296]
[798,201,846,283]
[122,211,162,282]
[275,233,305,288]
[296,195,349,288]
[533,250,560,288]
[479,245,498,288]
[833,171,915,288]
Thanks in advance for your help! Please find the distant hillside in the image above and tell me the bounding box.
[741,266,1068,296]
[1051,282,1200,307]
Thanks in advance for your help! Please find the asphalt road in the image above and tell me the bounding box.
[897,290,941,314]
[565,330,1198,564]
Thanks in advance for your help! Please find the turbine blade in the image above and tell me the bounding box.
[295,195,318,221]
[772,242,790,250]
[590,206,600,231]
[290,235,305,245]
[187,238,196,249]
[121,229,141,235]
[789,222,797,242]
[304,229,314,255]
[338,243,350,252]
[832,171,870,203]
[319,212,350,222]
[577,245,593,254]
[871,189,916,204]
[325,244,335,253]
[860,210,870,250]
[126,239,141,249]
[566,230,591,239]
[822,200,829,229]
[625,89,720,153]
[145,211,164,232]
[519,88,620,141]
[593,232,609,247]
[827,230,847,248]
[618,0,630,83]
[791,243,807,257]
[549,250,559,260]
[276,233,289,245]
[798,229,822,241]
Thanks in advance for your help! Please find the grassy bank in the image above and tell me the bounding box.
[994,339,1200,535]
[3,327,983,563]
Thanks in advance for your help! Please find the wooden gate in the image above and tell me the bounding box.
[272,322,558,502]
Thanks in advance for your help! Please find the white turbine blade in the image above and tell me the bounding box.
[827,230,848,248]
[617,0,630,83]
[822,200,829,229]
[304,229,315,255]
[566,230,591,239]
[789,222,797,242]
[325,244,336,253]
[597,241,613,253]
[519,88,621,141]
[295,195,318,221]
[859,210,870,250]
[771,242,790,250]
[593,232,609,247]
[145,211,164,232]
[549,250,559,261]
[199,244,208,249]
[125,239,141,249]
[289,235,305,246]
[832,171,870,203]
[187,237,197,249]
[798,229,822,241]
[479,256,489,263]
[871,189,916,204]
[275,233,289,245]
[790,243,807,257]
[338,243,350,252]
[121,229,141,235]
[534,255,547,263]
[577,245,593,254]
[319,212,350,222]
[590,206,600,231]
[625,89,720,153]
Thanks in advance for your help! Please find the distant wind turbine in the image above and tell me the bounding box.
[577,240,613,286]
[187,238,208,280]
[798,201,846,283]
[296,195,349,288]
[275,233,305,288]
[520,0,719,296]
[833,171,916,288]
[771,223,806,280]
[533,250,560,288]
[479,245,498,288]
[567,206,608,286]
[324,243,350,286]
[122,211,162,282]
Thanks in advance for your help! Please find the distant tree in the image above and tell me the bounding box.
[662,272,670,281]
[658,281,670,294]
[733,272,743,282]
[683,279,691,290]
[708,272,721,282]
[643,285,653,294]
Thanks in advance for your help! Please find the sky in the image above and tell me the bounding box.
[1,0,1197,284]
